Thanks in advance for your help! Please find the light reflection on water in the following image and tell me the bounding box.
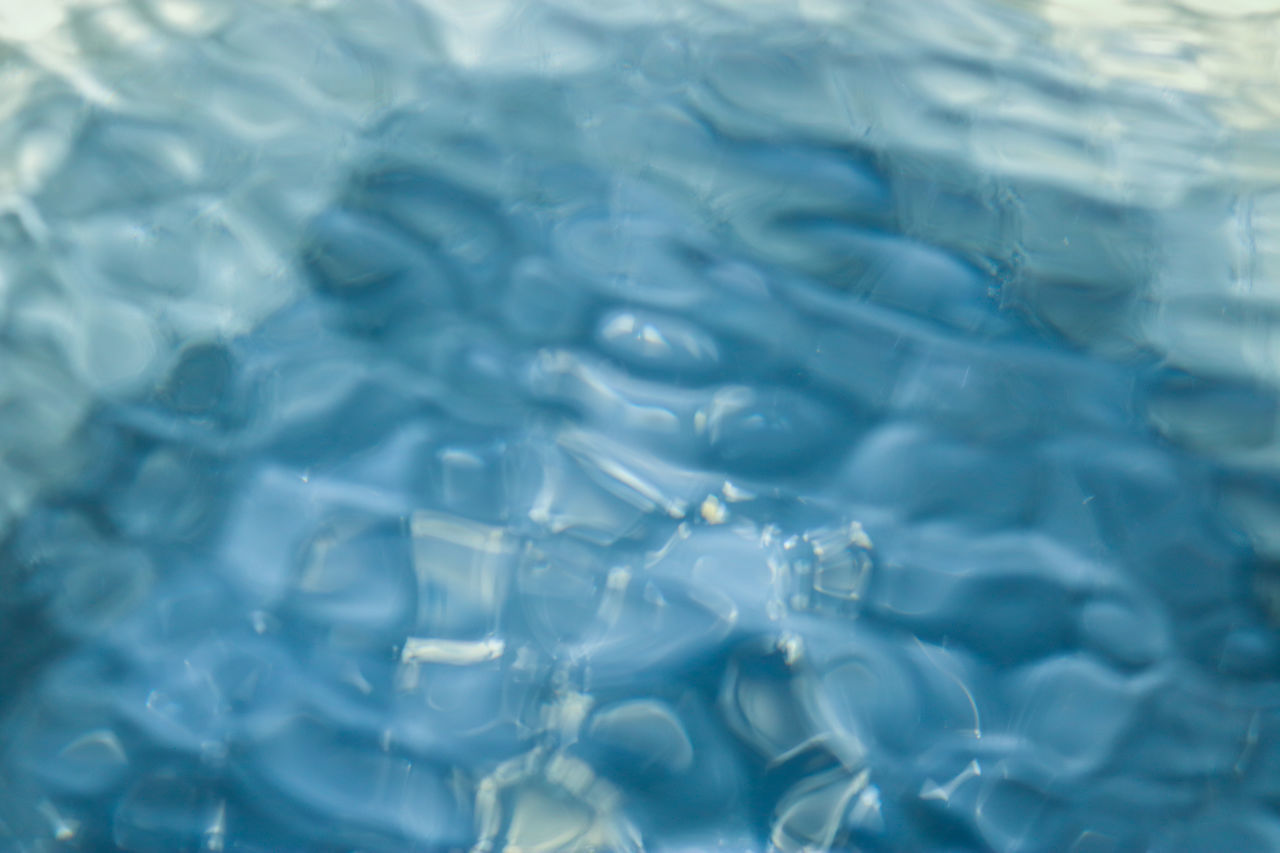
[2,1,1280,851]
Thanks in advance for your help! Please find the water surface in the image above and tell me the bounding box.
[2,1,1280,851]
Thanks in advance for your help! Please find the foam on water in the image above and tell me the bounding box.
[2,1,1280,851]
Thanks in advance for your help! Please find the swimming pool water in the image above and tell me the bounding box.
[2,1,1280,851]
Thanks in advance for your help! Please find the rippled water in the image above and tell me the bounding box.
[3,1,1280,851]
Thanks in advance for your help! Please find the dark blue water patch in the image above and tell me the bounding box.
[302,205,464,339]
[347,166,518,288]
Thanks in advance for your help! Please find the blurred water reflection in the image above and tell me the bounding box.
[1,1,1280,851]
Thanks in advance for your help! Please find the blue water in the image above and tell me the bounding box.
[2,1,1280,851]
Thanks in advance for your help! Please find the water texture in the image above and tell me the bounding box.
[2,1,1280,851]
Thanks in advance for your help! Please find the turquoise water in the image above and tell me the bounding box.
[2,1,1280,851]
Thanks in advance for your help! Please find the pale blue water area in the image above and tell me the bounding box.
[3,1,1280,851]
